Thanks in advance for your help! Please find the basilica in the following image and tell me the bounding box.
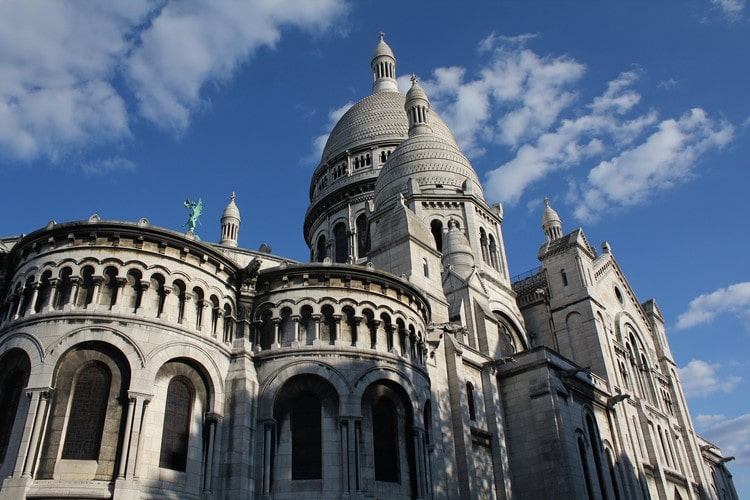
[0,35,738,499]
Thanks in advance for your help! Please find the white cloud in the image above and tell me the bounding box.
[698,413,750,465]
[573,108,733,221]
[678,359,742,398]
[0,0,348,164]
[81,157,136,175]
[710,0,746,20]
[676,282,750,330]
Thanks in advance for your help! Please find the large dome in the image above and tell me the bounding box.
[319,91,457,165]
[373,132,483,209]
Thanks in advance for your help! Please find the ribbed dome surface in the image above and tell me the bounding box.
[374,133,483,208]
[319,92,457,164]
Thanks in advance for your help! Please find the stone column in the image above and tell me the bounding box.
[371,319,382,350]
[312,314,322,344]
[339,417,361,497]
[215,309,225,340]
[20,389,52,478]
[160,287,173,321]
[45,278,60,313]
[130,396,151,479]
[412,427,426,500]
[270,318,280,349]
[333,314,342,345]
[199,300,210,332]
[117,397,136,479]
[114,277,127,312]
[26,283,40,316]
[137,280,151,314]
[291,315,301,347]
[352,316,364,348]
[203,412,222,493]
[340,419,350,497]
[182,292,195,327]
[261,420,275,499]
[90,275,103,308]
[68,277,81,310]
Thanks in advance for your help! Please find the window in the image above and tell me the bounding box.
[373,397,399,482]
[159,377,193,471]
[62,363,111,460]
[578,436,594,500]
[467,382,477,421]
[333,223,348,263]
[0,370,26,462]
[315,234,327,262]
[430,220,443,252]
[291,393,322,479]
[561,269,569,287]
[356,214,368,258]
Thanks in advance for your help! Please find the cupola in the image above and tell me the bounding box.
[220,192,241,247]
[541,197,563,242]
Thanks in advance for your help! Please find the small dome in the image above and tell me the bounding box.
[371,32,395,60]
[541,197,563,242]
[222,192,241,221]
[373,80,482,209]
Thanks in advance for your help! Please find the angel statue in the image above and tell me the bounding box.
[183,198,203,237]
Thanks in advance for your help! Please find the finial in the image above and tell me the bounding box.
[544,196,550,207]
[379,31,385,42]
[230,191,236,202]
[411,73,418,85]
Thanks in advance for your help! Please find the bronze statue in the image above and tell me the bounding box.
[183,198,203,236]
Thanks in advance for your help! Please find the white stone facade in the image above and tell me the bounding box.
[0,36,738,500]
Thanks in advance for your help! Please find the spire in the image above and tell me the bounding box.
[220,192,241,247]
[371,32,398,93]
[541,197,563,242]
[405,75,432,137]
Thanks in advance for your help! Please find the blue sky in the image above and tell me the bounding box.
[1,0,748,493]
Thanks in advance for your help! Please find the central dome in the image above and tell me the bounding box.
[319,91,457,165]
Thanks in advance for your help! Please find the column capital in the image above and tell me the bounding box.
[127,391,154,403]
[205,411,224,423]
[26,386,54,399]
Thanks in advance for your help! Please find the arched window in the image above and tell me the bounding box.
[35,271,53,312]
[356,213,368,258]
[333,222,348,263]
[99,267,119,308]
[488,234,499,270]
[586,413,609,499]
[291,393,322,479]
[315,234,327,263]
[62,363,111,460]
[561,269,569,287]
[430,220,443,252]
[466,382,477,421]
[578,436,594,500]
[57,267,73,309]
[223,304,234,342]
[173,280,187,324]
[479,228,489,264]
[0,354,29,463]
[159,377,194,471]
[373,397,399,482]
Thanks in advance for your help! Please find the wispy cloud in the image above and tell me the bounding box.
[81,157,136,175]
[678,359,742,398]
[413,35,734,220]
[676,282,750,330]
[0,0,348,164]
[696,413,750,465]
[710,0,746,21]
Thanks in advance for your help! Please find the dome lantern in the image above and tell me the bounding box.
[220,192,241,247]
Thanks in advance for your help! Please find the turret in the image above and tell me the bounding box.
[542,197,563,242]
[371,32,398,93]
[220,192,241,247]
